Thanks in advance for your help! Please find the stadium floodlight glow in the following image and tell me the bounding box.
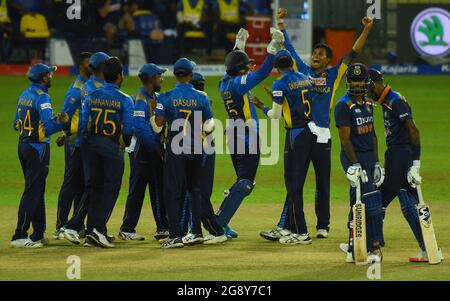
[410,7,450,58]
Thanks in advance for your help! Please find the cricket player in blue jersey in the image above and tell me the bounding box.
[367,69,443,263]
[80,57,134,248]
[63,51,111,244]
[11,63,69,248]
[252,49,316,244]
[216,27,284,238]
[118,63,169,241]
[263,9,374,239]
[54,52,92,239]
[152,58,214,249]
[334,64,384,263]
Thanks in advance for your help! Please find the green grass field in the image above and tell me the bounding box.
[0,75,449,280]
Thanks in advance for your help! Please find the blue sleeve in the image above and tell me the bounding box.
[80,96,90,136]
[272,80,284,105]
[133,100,157,151]
[122,96,134,136]
[234,54,275,95]
[282,29,309,74]
[37,94,63,136]
[177,0,183,12]
[210,0,218,15]
[13,106,19,131]
[334,50,358,73]
[334,102,351,128]
[203,96,213,121]
[154,94,166,119]
[393,98,412,122]
[61,89,81,131]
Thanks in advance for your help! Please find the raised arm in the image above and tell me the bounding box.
[352,17,374,55]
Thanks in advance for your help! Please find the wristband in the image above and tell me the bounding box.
[263,107,269,116]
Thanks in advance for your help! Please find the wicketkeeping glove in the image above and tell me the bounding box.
[267,27,285,55]
[373,162,385,188]
[407,160,422,188]
[233,28,250,51]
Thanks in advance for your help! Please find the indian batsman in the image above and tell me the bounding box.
[118,63,169,241]
[80,57,134,248]
[252,49,316,244]
[152,58,214,249]
[261,9,374,240]
[216,27,284,238]
[335,63,384,263]
[367,69,443,262]
[11,63,69,248]
[54,52,92,239]
[62,51,111,245]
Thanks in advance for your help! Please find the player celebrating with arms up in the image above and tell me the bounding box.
[216,27,284,238]
[252,49,316,244]
[266,9,374,239]
[368,69,443,263]
[334,64,384,264]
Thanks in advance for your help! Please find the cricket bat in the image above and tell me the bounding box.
[353,180,367,265]
[416,185,441,265]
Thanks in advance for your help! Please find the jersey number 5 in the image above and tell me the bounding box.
[91,108,117,136]
[301,89,311,118]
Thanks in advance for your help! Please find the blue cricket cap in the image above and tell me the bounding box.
[275,49,293,61]
[173,58,196,75]
[89,52,111,69]
[139,63,167,78]
[192,72,205,83]
[27,63,57,82]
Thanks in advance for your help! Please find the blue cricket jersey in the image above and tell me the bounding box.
[334,93,375,153]
[271,69,313,129]
[14,83,63,144]
[80,83,134,146]
[283,29,356,129]
[155,83,212,156]
[377,85,414,147]
[61,75,86,146]
[219,53,274,144]
[132,87,159,155]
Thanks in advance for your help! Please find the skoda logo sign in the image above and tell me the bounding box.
[410,7,450,57]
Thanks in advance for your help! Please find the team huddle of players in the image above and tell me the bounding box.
[11,8,442,263]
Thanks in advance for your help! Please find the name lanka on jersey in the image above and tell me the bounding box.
[89,98,121,109]
[173,99,198,107]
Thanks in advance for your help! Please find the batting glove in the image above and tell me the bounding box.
[373,162,385,188]
[346,163,362,187]
[407,160,422,188]
[233,28,249,51]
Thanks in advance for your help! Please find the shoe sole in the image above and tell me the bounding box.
[204,237,227,245]
[11,243,43,249]
[63,232,80,245]
[316,234,328,239]
[279,240,312,245]
[259,232,280,242]
[183,239,204,246]
[87,235,114,248]
[162,243,184,249]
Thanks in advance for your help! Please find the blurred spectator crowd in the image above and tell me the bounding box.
[0,0,272,64]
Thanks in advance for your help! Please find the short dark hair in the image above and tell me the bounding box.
[275,56,293,70]
[138,72,148,84]
[77,52,92,66]
[103,57,123,83]
[313,43,333,58]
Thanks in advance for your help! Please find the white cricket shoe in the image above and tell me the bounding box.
[339,243,349,253]
[53,227,65,240]
[316,229,329,239]
[161,237,184,249]
[11,238,43,249]
[87,229,115,248]
[182,233,204,246]
[203,234,228,245]
[345,252,354,263]
[63,228,80,245]
[260,227,291,241]
[118,231,145,241]
[409,248,444,263]
[279,233,312,245]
